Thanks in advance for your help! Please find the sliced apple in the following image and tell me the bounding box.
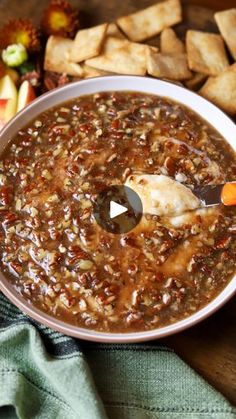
[0,75,18,123]
[0,61,19,84]
[5,68,19,84]
[17,80,36,112]
[0,98,11,129]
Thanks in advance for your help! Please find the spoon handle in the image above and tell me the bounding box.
[221,182,236,206]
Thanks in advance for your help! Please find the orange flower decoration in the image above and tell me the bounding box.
[0,19,40,52]
[41,0,79,38]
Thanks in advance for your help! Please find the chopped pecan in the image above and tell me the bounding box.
[214,236,232,250]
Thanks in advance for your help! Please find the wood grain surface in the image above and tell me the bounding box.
[0,0,235,406]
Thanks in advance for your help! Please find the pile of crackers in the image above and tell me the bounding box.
[44,0,236,116]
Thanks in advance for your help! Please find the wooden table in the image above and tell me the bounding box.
[0,0,235,406]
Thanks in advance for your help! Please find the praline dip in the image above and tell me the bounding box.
[0,91,235,332]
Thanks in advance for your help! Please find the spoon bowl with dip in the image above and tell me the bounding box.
[125,174,236,217]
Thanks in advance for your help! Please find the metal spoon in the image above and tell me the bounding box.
[193,182,236,207]
[125,174,236,217]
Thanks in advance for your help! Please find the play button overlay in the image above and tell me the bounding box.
[93,185,143,234]
[110,201,128,219]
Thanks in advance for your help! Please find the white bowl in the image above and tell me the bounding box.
[0,75,235,342]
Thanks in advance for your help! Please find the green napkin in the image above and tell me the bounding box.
[0,293,235,419]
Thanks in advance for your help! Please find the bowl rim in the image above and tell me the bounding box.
[0,75,235,343]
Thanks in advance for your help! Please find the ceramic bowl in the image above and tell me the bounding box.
[0,76,235,342]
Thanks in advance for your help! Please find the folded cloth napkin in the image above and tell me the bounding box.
[0,293,235,419]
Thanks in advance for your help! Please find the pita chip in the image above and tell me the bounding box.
[86,36,147,76]
[70,24,108,62]
[186,30,230,76]
[215,9,236,60]
[147,49,192,80]
[44,36,84,77]
[185,72,207,90]
[107,23,125,39]
[160,28,185,54]
[81,64,113,78]
[116,0,182,42]
[199,64,236,115]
